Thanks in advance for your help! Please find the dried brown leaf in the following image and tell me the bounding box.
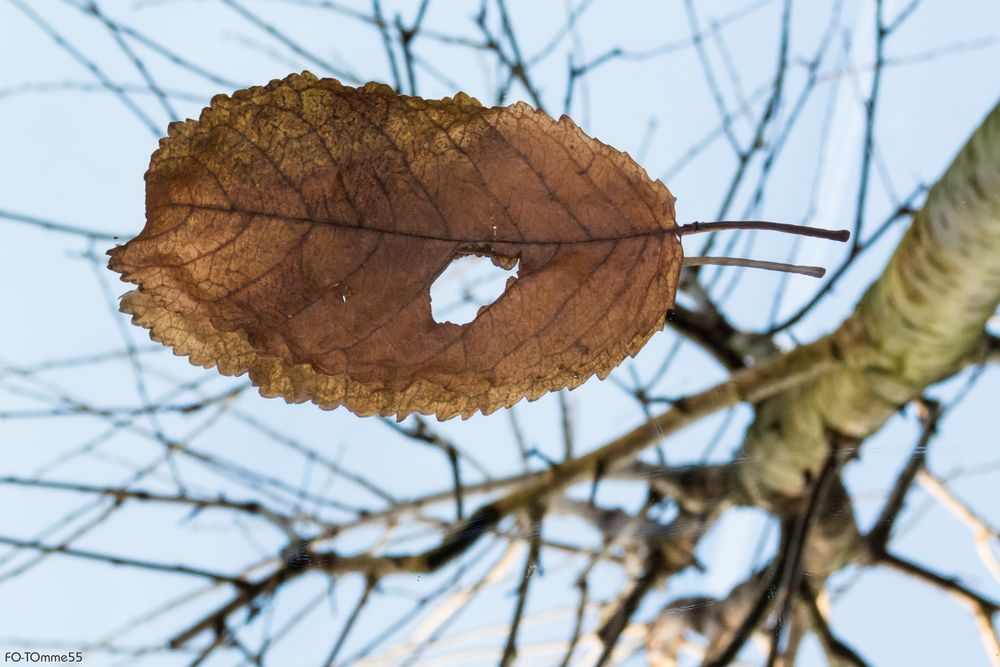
[108,72,680,419]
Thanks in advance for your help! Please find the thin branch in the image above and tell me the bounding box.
[323,575,376,666]
[356,541,517,666]
[683,0,742,154]
[219,0,359,82]
[699,0,794,258]
[395,0,432,95]
[874,549,1000,664]
[8,0,161,136]
[800,580,869,667]
[594,548,665,667]
[0,534,244,584]
[494,0,544,110]
[0,476,298,533]
[867,398,941,554]
[499,504,544,667]
[884,0,923,37]
[0,79,206,103]
[381,416,491,480]
[763,189,923,334]
[371,0,402,92]
[79,0,178,121]
[558,575,588,667]
[665,305,747,371]
[704,442,843,666]
[163,335,832,650]
[1,208,124,241]
[917,469,1000,583]
[102,22,241,87]
[850,0,886,251]
[876,550,999,614]
[768,488,839,658]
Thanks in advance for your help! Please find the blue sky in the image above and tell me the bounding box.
[2,1,1000,665]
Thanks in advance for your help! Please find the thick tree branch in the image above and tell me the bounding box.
[739,98,1000,505]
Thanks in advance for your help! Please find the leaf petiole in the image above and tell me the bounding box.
[682,256,825,278]
[676,220,850,242]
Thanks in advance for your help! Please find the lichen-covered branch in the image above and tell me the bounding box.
[740,98,1000,504]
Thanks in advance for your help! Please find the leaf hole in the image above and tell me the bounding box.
[430,254,519,325]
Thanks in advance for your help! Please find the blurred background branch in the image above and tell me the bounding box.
[2,1,999,665]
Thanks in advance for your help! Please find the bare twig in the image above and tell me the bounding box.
[1,208,124,241]
[8,0,161,135]
[800,580,869,667]
[499,504,544,666]
[219,0,359,82]
[323,575,377,666]
[867,398,941,554]
[704,441,843,666]
[917,469,1000,583]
